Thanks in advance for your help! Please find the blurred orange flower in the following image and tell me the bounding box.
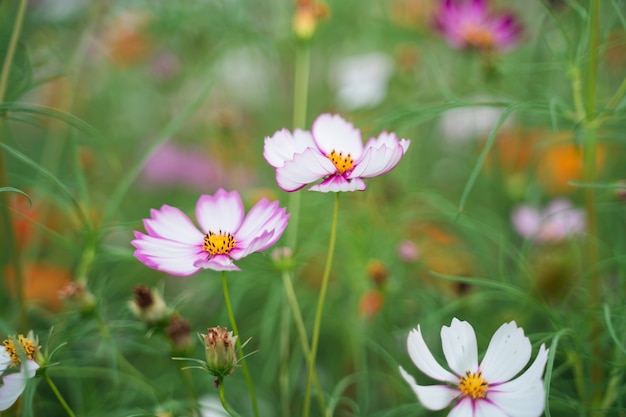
[6,263,72,311]
[101,9,153,66]
[358,289,384,319]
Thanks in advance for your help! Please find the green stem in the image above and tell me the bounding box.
[44,372,76,417]
[302,193,340,417]
[0,0,28,332]
[583,0,603,406]
[218,377,243,417]
[282,270,327,414]
[221,271,260,417]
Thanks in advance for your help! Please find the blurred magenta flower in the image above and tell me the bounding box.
[399,318,548,417]
[132,189,290,274]
[511,198,585,243]
[264,114,410,192]
[434,0,523,52]
[140,142,220,191]
[397,240,420,262]
[1,333,40,411]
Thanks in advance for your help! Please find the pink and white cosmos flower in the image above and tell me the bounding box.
[399,318,549,417]
[263,113,410,192]
[132,189,289,275]
[434,0,523,52]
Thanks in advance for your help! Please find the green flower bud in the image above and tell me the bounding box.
[202,327,237,378]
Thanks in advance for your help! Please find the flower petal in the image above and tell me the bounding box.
[309,175,366,192]
[231,230,276,259]
[275,149,336,192]
[233,199,289,252]
[312,114,364,159]
[350,133,410,179]
[491,344,548,393]
[143,205,204,243]
[399,366,459,410]
[406,326,458,384]
[195,189,244,234]
[480,321,531,383]
[264,128,316,168]
[448,397,474,417]
[441,318,479,376]
[0,361,39,412]
[194,254,241,272]
[487,380,546,417]
[132,232,206,276]
[474,399,509,417]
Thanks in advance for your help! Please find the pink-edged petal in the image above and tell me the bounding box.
[480,321,531,383]
[312,114,364,159]
[511,206,541,239]
[0,361,39,412]
[441,318,479,376]
[491,345,548,393]
[474,400,509,417]
[309,175,366,192]
[350,133,410,179]
[132,232,206,276]
[275,149,336,192]
[399,366,459,410]
[406,327,458,384]
[143,205,204,243]
[264,128,316,168]
[448,397,474,417]
[195,189,244,234]
[234,199,289,250]
[194,254,240,272]
[231,230,276,259]
[487,380,546,417]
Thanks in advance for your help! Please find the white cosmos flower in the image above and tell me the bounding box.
[399,318,549,417]
[0,333,40,411]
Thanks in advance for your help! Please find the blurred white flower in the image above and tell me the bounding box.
[331,52,394,110]
[511,198,586,242]
[439,95,510,145]
[214,47,273,106]
[199,395,229,417]
[400,318,548,417]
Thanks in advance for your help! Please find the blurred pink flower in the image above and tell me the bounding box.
[132,189,290,274]
[264,114,410,192]
[511,198,586,242]
[397,240,420,262]
[140,142,220,191]
[434,0,523,52]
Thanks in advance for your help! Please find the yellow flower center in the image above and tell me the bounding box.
[458,371,488,399]
[463,25,495,50]
[203,231,235,256]
[2,335,37,367]
[326,150,354,174]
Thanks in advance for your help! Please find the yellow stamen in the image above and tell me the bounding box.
[458,371,488,399]
[2,335,37,366]
[326,150,354,174]
[203,231,236,256]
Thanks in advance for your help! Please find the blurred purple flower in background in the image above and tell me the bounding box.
[511,198,586,243]
[434,0,523,52]
[397,240,420,262]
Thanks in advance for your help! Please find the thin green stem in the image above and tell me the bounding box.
[302,193,340,417]
[281,270,327,414]
[221,271,260,417]
[604,73,626,114]
[0,0,28,332]
[583,0,603,406]
[44,372,76,417]
[218,377,243,417]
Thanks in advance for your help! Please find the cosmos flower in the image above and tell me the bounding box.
[511,198,586,243]
[399,318,548,417]
[434,0,523,52]
[132,189,290,274]
[0,333,40,411]
[264,113,410,192]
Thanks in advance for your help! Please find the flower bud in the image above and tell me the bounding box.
[166,313,193,355]
[202,327,237,378]
[59,282,97,314]
[129,285,171,325]
[293,0,329,40]
[271,246,296,271]
[366,259,388,288]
